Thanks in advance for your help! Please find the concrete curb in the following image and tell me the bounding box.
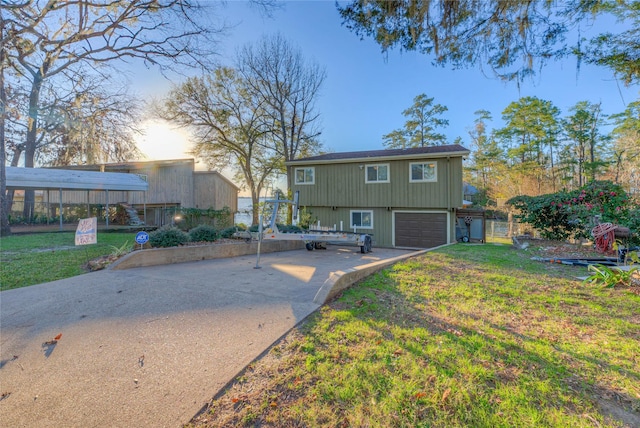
[109,240,305,270]
[313,243,455,305]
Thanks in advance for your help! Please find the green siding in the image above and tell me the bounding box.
[304,207,394,247]
[291,154,465,248]
[292,156,464,209]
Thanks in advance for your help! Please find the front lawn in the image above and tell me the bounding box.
[0,232,137,291]
[190,244,640,427]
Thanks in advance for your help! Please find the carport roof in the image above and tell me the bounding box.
[5,166,149,191]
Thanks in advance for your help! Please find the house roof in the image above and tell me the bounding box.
[194,170,240,191]
[286,144,470,165]
[49,158,239,191]
[50,158,196,172]
[5,166,149,191]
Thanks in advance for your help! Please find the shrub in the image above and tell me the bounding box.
[583,263,640,288]
[220,225,246,239]
[189,224,219,242]
[149,226,190,248]
[508,181,638,244]
[172,206,234,230]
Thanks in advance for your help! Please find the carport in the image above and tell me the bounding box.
[5,166,149,230]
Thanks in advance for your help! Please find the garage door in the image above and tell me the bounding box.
[395,212,447,248]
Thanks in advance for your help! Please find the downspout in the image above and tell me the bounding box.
[447,156,451,243]
[59,188,63,231]
[446,156,451,212]
[106,189,109,228]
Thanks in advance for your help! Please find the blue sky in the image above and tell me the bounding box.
[133,0,639,160]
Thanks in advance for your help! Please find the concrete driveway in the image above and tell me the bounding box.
[0,246,416,427]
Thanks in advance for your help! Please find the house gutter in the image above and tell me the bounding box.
[286,150,470,166]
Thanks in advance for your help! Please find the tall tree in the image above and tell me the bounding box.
[562,101,607,187]
[237,33,326,194]
[2,0,226,220]
[496,97,561,194]
[338,1,640,84]
[609,100,640,190]
[383,93,448,148]
[160,69,280,225]
[467,110,502,193]
[0,14,10,236]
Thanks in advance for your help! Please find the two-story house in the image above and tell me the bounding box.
[287,145,470,249]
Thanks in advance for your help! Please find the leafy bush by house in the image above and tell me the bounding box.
[173,206,233,230]
[149,226,190,248]
[248,223,303,233]
[508,181,639,244]
[220,225,246,239]
[189,224,219,242]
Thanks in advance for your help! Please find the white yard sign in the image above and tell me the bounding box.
[75,217,97,245]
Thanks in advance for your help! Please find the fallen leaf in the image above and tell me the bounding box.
[270,401,278,408]
[414,392,427,399]
[393,349,403,356]
[54,333,62,341]
[441,388,451,402]
[231,397,239,403]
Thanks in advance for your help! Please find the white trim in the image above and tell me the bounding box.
[391,210,450,247]
[294,167,315,185]
[409,162,437,182]
[365,163,390,183]
[350,209,374,229]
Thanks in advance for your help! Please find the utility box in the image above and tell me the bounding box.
[456,209,486,243]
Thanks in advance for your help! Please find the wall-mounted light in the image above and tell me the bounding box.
[359,165,364,170]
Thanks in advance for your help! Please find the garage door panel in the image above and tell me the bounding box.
[395,212,447,248]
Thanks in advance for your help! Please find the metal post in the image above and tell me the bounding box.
[59,188,63,231]
[105,189,109,228]
[254,215,263,269]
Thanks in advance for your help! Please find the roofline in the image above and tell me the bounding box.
[286,150,470,166]
[6,167,149,191]
[194,170,240,191]
[49,158,196,171]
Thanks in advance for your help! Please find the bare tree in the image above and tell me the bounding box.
[1,0,227,220]
[160,69,280,225]
[237,33,326,193]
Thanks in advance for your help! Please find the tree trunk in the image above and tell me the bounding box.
[251,191,260,226]
[22,71,44,221]
[0,25,10,236]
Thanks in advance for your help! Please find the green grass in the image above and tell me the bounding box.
[0,232,137,291]
[191,244,640,428]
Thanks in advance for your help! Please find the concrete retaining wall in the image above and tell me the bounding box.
[109,240,305,270]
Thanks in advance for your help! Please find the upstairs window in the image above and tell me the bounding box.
[366,164,389,183]
[295,167,315,185]
[350,210,373,229]
[410,162,437,182]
